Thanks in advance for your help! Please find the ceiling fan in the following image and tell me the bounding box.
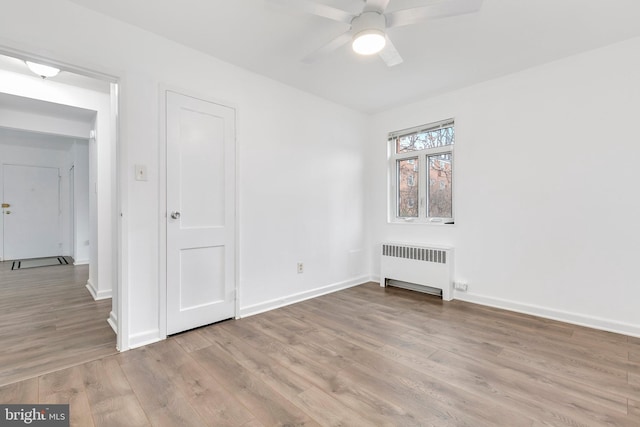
[268,0,483,67]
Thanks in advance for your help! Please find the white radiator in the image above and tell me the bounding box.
[380,243,454,301]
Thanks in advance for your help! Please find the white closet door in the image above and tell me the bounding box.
[165,91,236,335]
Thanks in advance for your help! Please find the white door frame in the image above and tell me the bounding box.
[69,164,76,261]
[0,44,126,352]
[158,85,240,339]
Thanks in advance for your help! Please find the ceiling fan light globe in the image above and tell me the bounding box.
[352,30,386,55]
[25,61,60,78]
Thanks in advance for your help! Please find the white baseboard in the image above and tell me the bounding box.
[107,311,118,334]
[85,280,112,301]
[239,276,370,318]
[454,291,640,339]
[85,280,97,299]
[73,259,89,265]
[128,329,162,349]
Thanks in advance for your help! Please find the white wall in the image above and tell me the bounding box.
[60,140,90,264]
[366,36,640,336]
[71,141,90,264]
[0,0,368,349]
[0,107,91,138]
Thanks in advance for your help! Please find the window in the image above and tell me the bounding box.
[397,158,418,217]
[389,119,454,223]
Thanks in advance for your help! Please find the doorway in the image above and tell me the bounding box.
[0,49,122,381]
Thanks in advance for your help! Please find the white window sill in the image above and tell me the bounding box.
[389,219,455,226]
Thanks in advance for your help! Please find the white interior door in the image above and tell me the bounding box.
[166,91,236,335]
[3,164,61,260]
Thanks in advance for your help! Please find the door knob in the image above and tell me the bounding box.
[5,210,11,214]
[170,211,181,219]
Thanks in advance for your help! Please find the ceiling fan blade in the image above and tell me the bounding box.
[378,36,403,67]
[302,31,352,64]
[267,0,355,24]
[386,0,483,28]
[363,0,391,13]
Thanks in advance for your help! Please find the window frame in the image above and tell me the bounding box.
[388,118,455,224]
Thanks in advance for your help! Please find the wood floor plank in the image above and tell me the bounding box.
[0,377,38,403]
[328,335,534,426]
[206,327,312,398]
[172,329,213,353]
[207,326,372,427]
[169,357,257,427]
[79,356,150,427]
[213,317,438,426]
[629,399,640,419]
[404,347,570,424]
[497,346,640,399]
[294,387,384,427]
[146,338,258,427]
[38,366,95,427]
[192,343,320,427]
[629,372,640,387]
[240,420,265,427]
[118,345,207,427]
[428,349,635,426]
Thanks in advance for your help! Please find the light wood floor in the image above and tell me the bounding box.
[0,261,116,386]
[1,282,639,426]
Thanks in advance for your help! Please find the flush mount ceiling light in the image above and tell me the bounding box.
[351,12,386,55]
[352,29,386,55]
[25,61,60,79]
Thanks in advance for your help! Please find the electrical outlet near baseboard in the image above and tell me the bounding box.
[454,281,468,292]
[297,262,304,274]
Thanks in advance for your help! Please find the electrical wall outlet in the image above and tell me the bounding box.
[297,262,304,274]
[454,281,468,292]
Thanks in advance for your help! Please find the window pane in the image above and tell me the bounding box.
[397,158,419,218]
[428,153,452,218]
[396,126,454,153]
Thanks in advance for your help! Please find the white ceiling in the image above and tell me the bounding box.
[59,0,640,112]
